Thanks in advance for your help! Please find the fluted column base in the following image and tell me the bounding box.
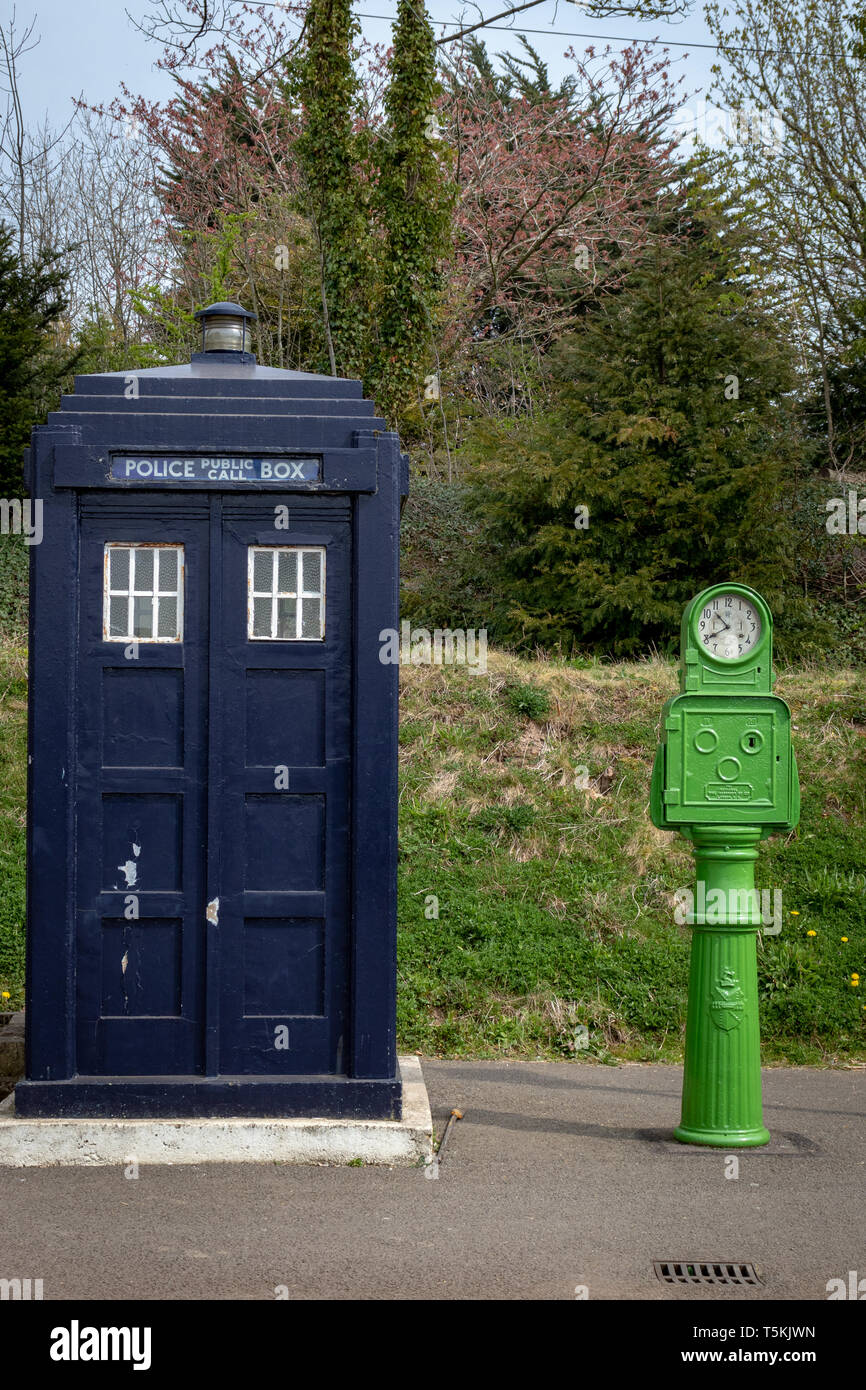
[674,825,769,1148]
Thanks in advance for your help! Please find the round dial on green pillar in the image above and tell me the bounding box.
[697,592,763,660]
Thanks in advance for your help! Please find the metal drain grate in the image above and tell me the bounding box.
[654,1261,762,1287]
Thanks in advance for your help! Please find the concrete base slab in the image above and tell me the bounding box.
[0,1055,432,1168]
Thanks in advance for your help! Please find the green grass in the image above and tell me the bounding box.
[1,639,864,1064]
[0,638,27,1009]
[397,652,866,1065]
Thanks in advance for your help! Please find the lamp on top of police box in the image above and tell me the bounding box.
[194,301,257,356]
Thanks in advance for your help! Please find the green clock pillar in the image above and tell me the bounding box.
[650,584,800,1147]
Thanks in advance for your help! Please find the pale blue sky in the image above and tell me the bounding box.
[17,0,724,140]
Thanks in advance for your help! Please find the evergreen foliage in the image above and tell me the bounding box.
[0,224,76,498]
[291,0,373,378]
[373,0,455,420]
[287,0,453,419]
[465,178,809,654]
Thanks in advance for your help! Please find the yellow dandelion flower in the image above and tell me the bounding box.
[790,910,800,916]
[806,930,817,937]
[841,937,849,943]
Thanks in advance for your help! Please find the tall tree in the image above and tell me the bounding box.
[438,39,680,397]
[704,0,866,472]
[291,0,372,377]
[372,0,455,420]
[465,173,808,654]
[0,223,76,496]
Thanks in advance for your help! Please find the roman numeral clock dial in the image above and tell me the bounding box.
[698,593,763,660]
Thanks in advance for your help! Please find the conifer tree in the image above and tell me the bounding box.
[466,176,807,654]
[0,225,75,497]
[292,0,372,378]
[374,0,454,420]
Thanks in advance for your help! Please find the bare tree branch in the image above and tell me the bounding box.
[0,8,81,262]
[434,0,690,47]
[131,0,692,66]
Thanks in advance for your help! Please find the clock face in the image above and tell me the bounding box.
[697,592,763,660]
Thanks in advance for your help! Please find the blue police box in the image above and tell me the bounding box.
[16,304,406,1119]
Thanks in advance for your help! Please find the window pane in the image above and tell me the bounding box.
[134,549,154,590]
[109,596,128,637]
[301,597,321,639]
[252,550,273,592]
[133,596,154,637]
[105,545,183,642]
[252,597,272,637]
[303,550,321,593]
[157,597,178,638]
[159,549,178,591]
[277,550,297,594]
[109,547,130,590]
[247,546,324,641]
[276,597,297,639]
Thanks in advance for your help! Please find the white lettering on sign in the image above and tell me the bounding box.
[112,457,321,483]
[123,458,202,478]
[260,461,309,480]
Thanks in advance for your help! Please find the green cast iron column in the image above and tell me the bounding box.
[675,824,770,1147]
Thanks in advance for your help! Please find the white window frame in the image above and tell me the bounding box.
[103,544,185,643]
[247,546,326,642]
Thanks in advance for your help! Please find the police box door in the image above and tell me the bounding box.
[75,494,351,1079]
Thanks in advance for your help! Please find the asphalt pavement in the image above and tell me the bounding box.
[0,1060,862,1300]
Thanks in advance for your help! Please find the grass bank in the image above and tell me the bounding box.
[0,639,864,1064]
[397,651,866,1065]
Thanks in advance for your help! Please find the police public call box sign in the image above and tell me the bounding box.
[111,454,321,483]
